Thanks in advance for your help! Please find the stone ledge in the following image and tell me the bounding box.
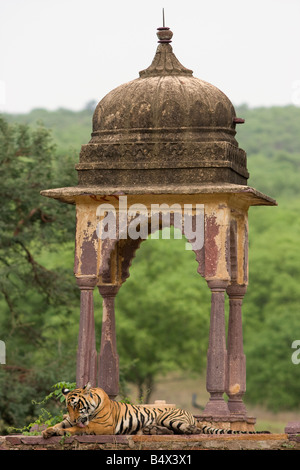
[0,433,297,451]
[40,183,277,206]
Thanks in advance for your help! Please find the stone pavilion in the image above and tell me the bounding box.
[41,23,277,430]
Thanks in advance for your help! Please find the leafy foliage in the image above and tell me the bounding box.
[8,381,76,435]
[0,117,78,432]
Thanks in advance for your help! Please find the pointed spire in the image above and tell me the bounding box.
[156,8,172,43]
[139,23,193,78]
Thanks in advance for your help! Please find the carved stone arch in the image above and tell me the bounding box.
[118,237,144,285]
[97,207,206,397]
[98,218,143,287]
[99,210,205,288]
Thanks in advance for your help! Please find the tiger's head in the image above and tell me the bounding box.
[62,383,108,428]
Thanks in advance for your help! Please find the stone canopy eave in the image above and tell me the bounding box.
[40,183,277,207]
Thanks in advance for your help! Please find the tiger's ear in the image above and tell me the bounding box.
[62,388,70,396]
[83,382,91,393]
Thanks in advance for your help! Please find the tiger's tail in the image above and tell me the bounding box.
[198,424,270,435]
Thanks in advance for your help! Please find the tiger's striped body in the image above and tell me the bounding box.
[42,384,264,438]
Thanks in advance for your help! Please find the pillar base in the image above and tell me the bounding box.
[196,415,257,432]
[202,395,230,418]
[227,395,247,417]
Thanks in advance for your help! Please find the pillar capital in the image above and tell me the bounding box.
[75,274,98,290]
[226,283,247,299]
[98,284,120,297]
[206,279,229,291]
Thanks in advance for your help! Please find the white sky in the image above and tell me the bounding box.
[1,0,300,113]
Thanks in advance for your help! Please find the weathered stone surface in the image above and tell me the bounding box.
[79,28,248,189]
[285,421,300,432]
[40,184,277,206]
[285,421,300,441]
[0,433,297,451]
[40,25,277,205]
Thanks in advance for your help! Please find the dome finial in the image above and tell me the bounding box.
[139,15,193,77]
[157,8,173,43]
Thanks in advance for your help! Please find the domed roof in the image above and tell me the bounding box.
[92,29,237,142]
[76,25,249,189]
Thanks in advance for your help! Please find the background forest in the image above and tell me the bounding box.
[0,104,300,433]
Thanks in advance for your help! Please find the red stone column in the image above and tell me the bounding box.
[75,275,98,388]
[202,279,230,418]
[98,285,120,399]
[226,283,247,416]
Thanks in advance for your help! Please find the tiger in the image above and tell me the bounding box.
[42,383,266,438]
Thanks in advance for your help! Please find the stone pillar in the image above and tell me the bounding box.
[98,285,120,398]
[75,275,98,388]
[226,283,247,416]
[202,279,230,417]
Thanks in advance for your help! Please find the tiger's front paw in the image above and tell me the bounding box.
[183,424,201,435]
[42,426,64,439]
[142,425,174,435]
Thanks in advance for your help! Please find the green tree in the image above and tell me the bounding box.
[243,202,300,410]
[0,117,78,432]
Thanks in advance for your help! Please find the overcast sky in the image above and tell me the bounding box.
[1,0,300,113]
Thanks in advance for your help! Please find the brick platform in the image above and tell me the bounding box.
[0,433,298,451]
